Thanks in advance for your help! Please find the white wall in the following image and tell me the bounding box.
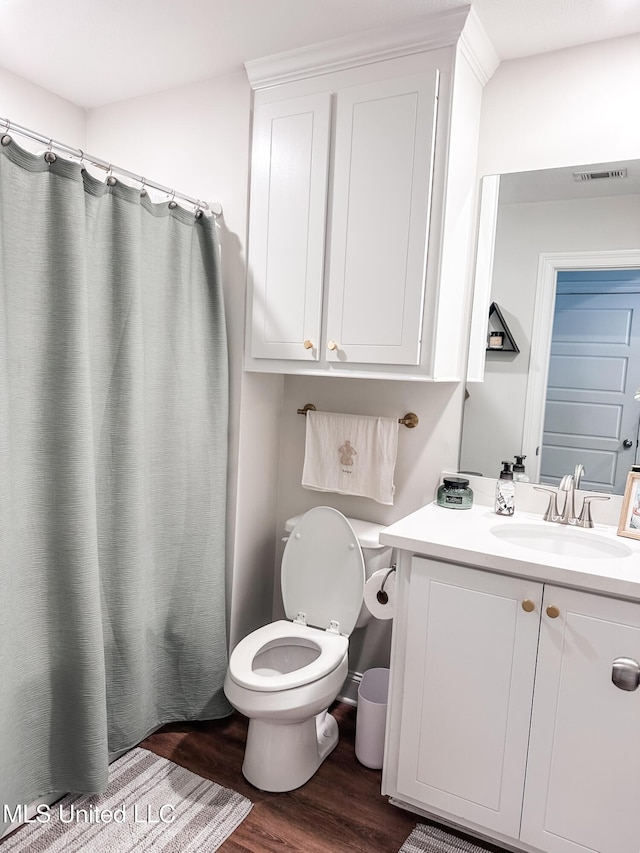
[478,33,640,177]
[278,377,462,533]
[85,73,284,649]
[460,193,640,478]
[0,65,85,151]
[275,375,463,674]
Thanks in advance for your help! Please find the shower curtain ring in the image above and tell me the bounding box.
[168,189,177,210]
[140,176,147,197]
[106,164,117,187]
[44,138,56,164]
[1,120,11,146]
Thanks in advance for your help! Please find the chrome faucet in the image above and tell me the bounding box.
[535,465,610,528]
[558,473,577,524]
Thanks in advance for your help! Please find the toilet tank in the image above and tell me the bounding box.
[284,512,394,629]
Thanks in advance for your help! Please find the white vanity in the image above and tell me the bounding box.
[380,496,640,853]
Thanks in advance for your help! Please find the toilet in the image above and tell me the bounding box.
[223,506,392,792]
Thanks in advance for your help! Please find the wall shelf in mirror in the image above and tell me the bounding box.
[487,302,519,353]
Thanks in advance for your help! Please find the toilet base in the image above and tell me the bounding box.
[242,710,339,792]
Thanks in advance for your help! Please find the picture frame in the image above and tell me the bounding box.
[617,471,640,540]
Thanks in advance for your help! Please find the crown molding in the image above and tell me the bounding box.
[458,7,500,86]
[245,6,472,91]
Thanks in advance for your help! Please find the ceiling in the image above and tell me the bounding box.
[0,0,639,108]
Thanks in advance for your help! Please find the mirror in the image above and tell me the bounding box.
[460,158,640,495]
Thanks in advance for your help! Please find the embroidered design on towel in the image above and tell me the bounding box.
[339,439,357,472]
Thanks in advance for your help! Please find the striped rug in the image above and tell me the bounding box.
[1,747,252,852]
[400,823,498,852]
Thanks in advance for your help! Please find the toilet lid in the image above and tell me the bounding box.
[281,507,365,637]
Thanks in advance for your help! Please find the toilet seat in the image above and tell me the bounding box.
[281,506,365,636]
[228,620,348,692]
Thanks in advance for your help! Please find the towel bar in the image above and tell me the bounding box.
[296,403,418,429]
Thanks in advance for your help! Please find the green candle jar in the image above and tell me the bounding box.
[437,477,473,510]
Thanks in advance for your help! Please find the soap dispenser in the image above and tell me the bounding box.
[513,455,529,483]
[495,461,515,516]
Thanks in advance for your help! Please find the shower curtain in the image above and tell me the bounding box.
[0,138,230,829]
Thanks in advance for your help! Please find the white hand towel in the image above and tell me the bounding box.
[301,410,399,505]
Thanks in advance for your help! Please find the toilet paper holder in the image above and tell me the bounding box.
[376,565,396,605]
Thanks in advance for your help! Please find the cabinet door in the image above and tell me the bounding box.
[521,586,640,853]
[326,72,438,365]
[397,557,541,838]
[248,93,331,360]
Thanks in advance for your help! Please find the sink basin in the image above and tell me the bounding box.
[490,523,633,559]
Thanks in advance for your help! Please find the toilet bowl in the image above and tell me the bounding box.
[224,506,389,792]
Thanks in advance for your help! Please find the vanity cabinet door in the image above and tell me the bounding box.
[520,586,640,853]
[396,557,542,838]
[248,93,331,360]
[325,72,438,365]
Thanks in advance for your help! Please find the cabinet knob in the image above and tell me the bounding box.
[327,340,339,351]
[612,657,640,691]
[546,604,560,619]
[303,340,314,350]
[521,599,535,613]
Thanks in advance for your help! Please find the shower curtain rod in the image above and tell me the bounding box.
[0,116,223,218]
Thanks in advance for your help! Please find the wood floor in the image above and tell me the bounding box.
[141,702,504,853]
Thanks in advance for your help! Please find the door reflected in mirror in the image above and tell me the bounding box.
[461,159,640,495]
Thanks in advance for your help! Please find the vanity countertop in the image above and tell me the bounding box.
[380,502,640,601]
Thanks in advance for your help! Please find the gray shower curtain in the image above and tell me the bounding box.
[0,138,230,830]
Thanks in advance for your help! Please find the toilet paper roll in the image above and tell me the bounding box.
[363,568,396,620]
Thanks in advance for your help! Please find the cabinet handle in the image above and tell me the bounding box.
[546,605,560,619]
[327,340,339,351]
[612,657,640,691]
[521,599,535,613]
[303,340,313,350]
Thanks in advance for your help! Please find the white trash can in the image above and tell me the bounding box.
[355,667,389,769]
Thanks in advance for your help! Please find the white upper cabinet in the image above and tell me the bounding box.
[249,93,331,360]
[326,73,438,365]
[244,8,498,380]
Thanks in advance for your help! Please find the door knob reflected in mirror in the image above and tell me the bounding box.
[623,439,633,448]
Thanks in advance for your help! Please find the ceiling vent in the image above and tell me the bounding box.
[573,168,628,182]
